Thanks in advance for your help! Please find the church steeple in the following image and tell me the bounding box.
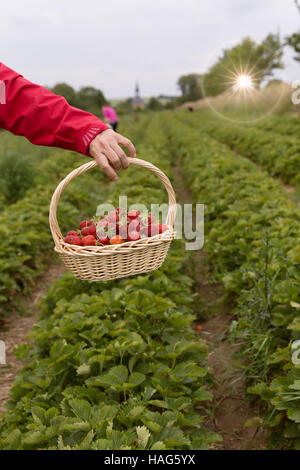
[132,82,144,109]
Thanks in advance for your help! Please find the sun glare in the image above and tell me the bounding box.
[235,74,254,90]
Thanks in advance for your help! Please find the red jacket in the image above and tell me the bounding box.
[0,62,109,155]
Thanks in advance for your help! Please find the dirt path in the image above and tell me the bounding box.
[172,161,267,450]
[0,262,65,415]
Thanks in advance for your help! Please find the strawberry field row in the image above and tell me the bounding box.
[0,117,220,450]
[165,115,300,448]
[179,110,300,186]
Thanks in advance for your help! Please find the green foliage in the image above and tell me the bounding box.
[75,87,107,115]
[0,151,105,321]
[165,112,300,447]
[146,97,164,111]
[177,74,203,104]
[0,118,220,450]
[0,152,37,204]
[285,1,300,62]
[203,34,283,96]
[51,83,107,115]
[182,110,300,186]
[52,83,77,106]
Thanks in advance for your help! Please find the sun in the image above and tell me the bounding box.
[234,74,254,90]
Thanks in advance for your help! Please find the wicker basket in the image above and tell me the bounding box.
[49,157,176,282]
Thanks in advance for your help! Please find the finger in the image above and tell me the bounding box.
[94,153,118,181]
[117,135,136,158]
[112,143,129,170]
[105,147,122,170]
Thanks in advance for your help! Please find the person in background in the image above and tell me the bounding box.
[0,62,135,181]
[102,105,119,132]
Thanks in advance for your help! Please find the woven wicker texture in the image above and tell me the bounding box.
[49,158,176,281]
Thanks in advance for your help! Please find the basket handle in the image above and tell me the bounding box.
[49,157,177,247]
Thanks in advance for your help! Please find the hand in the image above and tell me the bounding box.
[89,129,136,181]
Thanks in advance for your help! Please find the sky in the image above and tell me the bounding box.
[1,0,300,99]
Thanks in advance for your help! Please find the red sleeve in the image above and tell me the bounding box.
[0,62,109,155]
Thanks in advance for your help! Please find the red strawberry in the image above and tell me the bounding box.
[64,234,83,246]
[195,325,203,332]
[79,220,93,230]
[107,210,119,223]
[128,219,140,232]
[128,210,140,220]
[81,226,90,236]
[128,231,140,241]
[159,223,168,234]
[67,230,79,236]
[107,222,117,237]
[149,224,160,236]
[140,227,150,238]
[88,224,97,237]
[82,235,96,246]
[116,207,126,216]
[99,219,109,227]
[148,214,156,224]
[118,224,128,240]
[99,235,110,245]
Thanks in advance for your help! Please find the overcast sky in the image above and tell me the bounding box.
[1,0,300,99]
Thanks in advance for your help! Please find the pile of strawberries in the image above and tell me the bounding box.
[64,208,168,247]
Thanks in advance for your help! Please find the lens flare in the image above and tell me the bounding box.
[234,74,254,90]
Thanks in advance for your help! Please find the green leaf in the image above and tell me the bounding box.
[136,426,150,448]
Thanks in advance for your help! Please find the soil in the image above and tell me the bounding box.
[0,262,65,416]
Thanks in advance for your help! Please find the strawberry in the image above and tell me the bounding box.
[195,325,203,332]
[128,210,140,220]
[149,224,160,236]
[99,219,109,227]
[118,224,129,240]
[99,235,110,245]
[128,219,140,232]
[67,230,79,236]
[82,235,96,246]
[64,234,83,246]
[110,235,123,245]
[88,224,97,237]
[116,207,126,216]
[140,227,150,238]
[159,223,168,234]
[148,214,156,224]
[79,220,93,230]
[127,231,140,241]
[107,210,119,223]
[81,226,90,236]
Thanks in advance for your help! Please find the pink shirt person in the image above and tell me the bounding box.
[102,106,118,123]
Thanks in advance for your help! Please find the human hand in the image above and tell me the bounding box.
[89,129,136,181]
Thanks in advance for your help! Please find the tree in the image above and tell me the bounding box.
[202,34,284,96]
[177,74,203,103]
[147,97,163,111]
[286,1,300,62]
[115,98,133,115]
[75,86,107,115]
[52,83,77,106]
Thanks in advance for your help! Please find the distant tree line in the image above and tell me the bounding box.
[51,83,107,116]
